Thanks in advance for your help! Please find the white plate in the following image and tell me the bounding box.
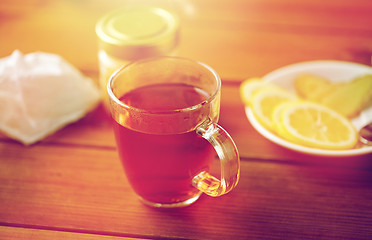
[245,60,372,156]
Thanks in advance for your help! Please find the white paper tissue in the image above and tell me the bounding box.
[0,50,101,145]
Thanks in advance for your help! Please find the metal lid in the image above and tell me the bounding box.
[96,6,179,60]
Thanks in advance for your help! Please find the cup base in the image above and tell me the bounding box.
[139,192,202,208]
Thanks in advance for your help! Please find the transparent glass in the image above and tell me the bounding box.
[108,57,240,207]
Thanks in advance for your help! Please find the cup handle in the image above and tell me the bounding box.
[193,120,240,197]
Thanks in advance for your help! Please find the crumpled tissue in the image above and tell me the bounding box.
[0,50,101,145]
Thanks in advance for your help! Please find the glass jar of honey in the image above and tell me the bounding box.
[96,6,180,106]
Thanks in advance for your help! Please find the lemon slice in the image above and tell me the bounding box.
[294,74,331,99]
[278,101,357,150]
[250,87,297,131]
[272,102,296,139]
[240,78,271,105]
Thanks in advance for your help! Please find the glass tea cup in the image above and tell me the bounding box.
[107,57,240,208]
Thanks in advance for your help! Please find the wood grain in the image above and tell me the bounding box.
[2,142,372,239]
[1,0,372,239]
[1,0,371,80]
[1,76,372,239]
[0,226,141,240]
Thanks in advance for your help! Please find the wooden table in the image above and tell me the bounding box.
[1,0,372,239]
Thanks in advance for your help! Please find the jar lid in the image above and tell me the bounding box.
[96,6,179,60]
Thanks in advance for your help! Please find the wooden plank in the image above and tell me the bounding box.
[192,0,372,31]
[0,226,141,240]
[0,0,371,80]
[179,26,372,80]
[1,142,372,239]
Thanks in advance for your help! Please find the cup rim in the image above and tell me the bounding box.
[107,56,221,114]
